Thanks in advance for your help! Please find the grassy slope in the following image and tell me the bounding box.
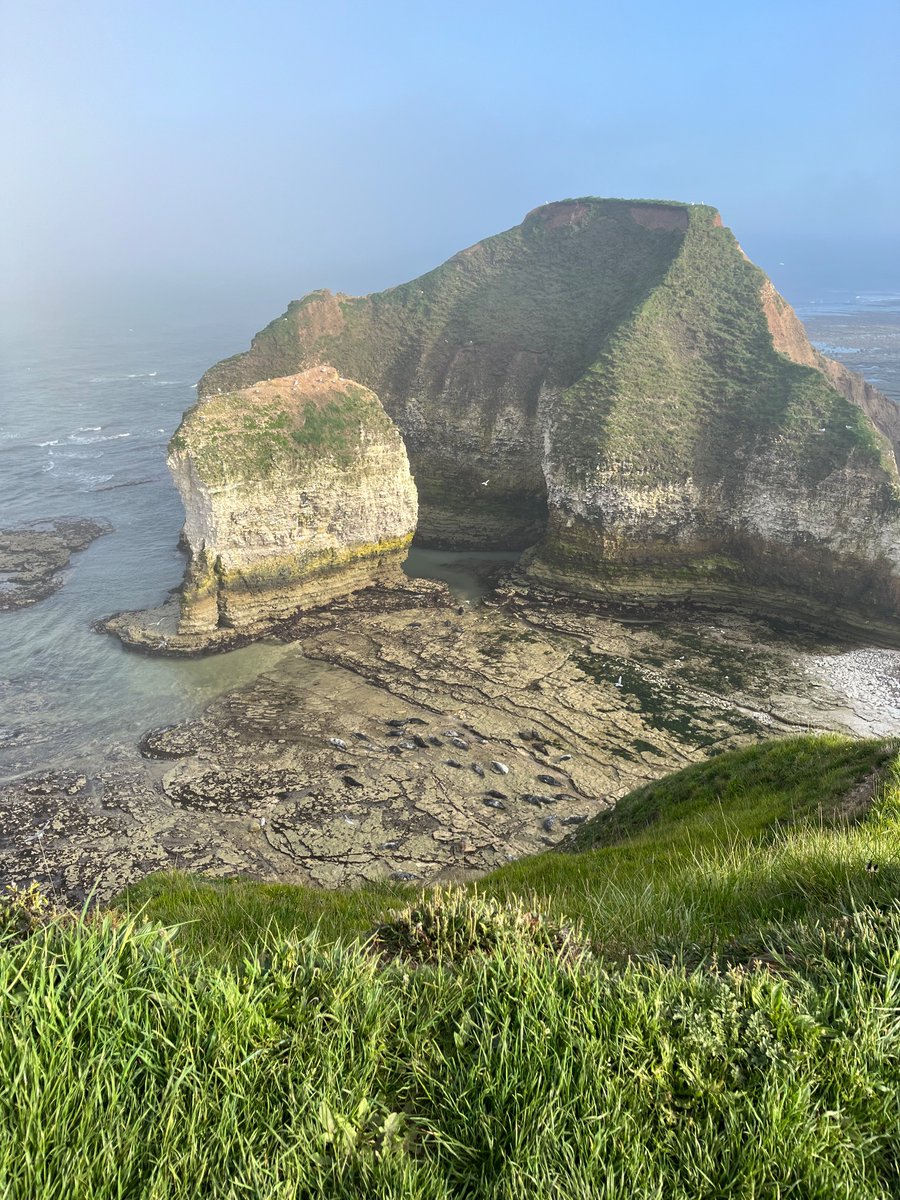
[124,734,896,959]
[551,210,889,488]
[201,199,688,403]
[4,734,900,1197]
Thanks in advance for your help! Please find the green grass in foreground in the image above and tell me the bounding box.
[2,733,900,1198]
[124,733,897,960]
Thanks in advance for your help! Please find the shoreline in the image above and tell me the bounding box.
[3,579,898,904]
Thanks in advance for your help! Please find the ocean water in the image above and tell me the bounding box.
[797,290,900,395]
[1,289,898,780]
[0,306,293,780]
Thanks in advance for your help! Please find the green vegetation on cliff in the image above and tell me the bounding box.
[4,736,900,1196]
[187,196,900,624]
[172,374,396,483]
[551,212,890,486]
[198,199,698,544]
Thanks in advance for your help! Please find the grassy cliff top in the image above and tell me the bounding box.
[198,197,710,403]
[196,197,895,491]
[170,367,397,482]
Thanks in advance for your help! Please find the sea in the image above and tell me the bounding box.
[1,287,899,781]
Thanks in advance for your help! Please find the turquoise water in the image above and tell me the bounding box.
[1,291,898,780]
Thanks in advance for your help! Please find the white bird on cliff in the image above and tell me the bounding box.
[481,479,490,486]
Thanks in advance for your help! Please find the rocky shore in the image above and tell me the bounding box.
[0,518,110,610]
[3,574,897,904]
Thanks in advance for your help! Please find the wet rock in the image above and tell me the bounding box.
[164,767,302,814]
[11,575,835,903]
[0,518,111,611]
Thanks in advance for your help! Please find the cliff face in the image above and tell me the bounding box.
[192,197,900,630]
[201,200,691,548]
[169,367,416,636]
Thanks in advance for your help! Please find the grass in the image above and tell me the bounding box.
[173,378,396,484]
[124,734,897,960]
[4,733,900,1197]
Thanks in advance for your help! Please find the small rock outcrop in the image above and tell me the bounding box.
[167,367,416,640]
[0,519,110,610]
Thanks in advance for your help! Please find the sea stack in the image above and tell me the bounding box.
[168,366,417,637]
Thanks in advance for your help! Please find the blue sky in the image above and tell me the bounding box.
[2,0,898,320]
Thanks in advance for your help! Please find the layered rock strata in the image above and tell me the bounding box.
[173,198,900,632]
[166,367,416,640]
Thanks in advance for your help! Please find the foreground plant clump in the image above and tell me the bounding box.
[3,734,900,1197]
[371,886,588,964]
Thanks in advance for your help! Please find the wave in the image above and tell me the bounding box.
[68,431,131,444]
[88,372,159,383]
[36,439,61,447]
[75,472,114,488]
[95,477,154,492]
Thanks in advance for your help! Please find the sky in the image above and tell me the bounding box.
[2,0,898,329]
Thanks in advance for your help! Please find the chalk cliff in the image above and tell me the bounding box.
[169,367,416,638]
[177,198,900,635]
